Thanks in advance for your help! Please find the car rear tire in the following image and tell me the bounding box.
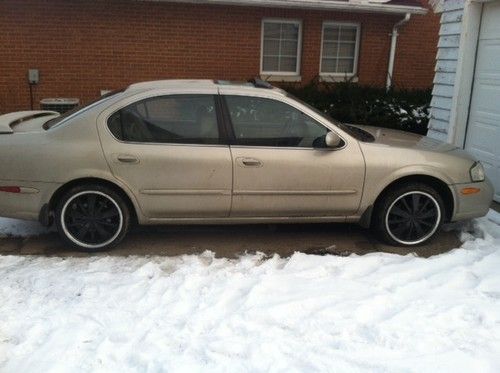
[55,184,130,252]
[373,183,445,246]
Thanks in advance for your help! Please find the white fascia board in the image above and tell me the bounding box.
[149,0,428,15]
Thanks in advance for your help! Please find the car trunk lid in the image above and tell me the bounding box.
[0,111,60,134]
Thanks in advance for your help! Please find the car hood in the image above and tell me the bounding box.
[352,125,460,153]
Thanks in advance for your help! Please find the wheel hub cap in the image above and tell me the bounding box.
[61,191,123,248]
[386,191,441,245]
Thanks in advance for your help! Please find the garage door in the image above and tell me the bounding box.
[465,1,500,202]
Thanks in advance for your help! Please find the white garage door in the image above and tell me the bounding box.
[465,1,500,202]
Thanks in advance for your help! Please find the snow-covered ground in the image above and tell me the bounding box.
[1,212,500,372]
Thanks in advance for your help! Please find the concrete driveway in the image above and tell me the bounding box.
[0,222,462,258]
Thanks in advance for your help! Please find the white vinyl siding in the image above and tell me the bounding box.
[464,1,500,201]
[427,0,465,142]
[320,22,360,76]
[261,19,302,76]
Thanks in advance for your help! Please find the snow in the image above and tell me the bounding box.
[0,217,51,237]
[1,211,500,372]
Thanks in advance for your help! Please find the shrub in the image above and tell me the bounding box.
[283,80,432,135]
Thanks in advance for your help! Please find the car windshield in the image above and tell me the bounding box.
[43,89,125,130]
[285,93,374,142]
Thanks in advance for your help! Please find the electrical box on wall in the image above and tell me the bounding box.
[28,69,39,84]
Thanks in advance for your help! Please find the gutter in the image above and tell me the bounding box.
[148,0,428,15]
[386,12,411,90]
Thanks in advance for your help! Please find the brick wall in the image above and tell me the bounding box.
[392,1,441,90]
[0,0,439,112]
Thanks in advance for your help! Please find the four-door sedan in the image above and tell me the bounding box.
[0,79,493,251]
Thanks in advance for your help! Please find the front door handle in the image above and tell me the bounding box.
[237,157,263,167]
[116,154,139,164]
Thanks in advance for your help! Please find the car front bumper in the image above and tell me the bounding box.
[451,178,494,221]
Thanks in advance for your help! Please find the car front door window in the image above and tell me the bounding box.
[224,95,329,147]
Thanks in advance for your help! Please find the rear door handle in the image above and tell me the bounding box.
[116,154,139,164]
[237,157,263,167]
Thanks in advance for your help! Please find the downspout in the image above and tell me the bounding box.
[386,13,411,90]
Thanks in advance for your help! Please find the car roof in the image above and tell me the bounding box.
[125,79,286,96]
[126,79,216,91]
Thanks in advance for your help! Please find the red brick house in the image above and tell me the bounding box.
[0,0,439,113]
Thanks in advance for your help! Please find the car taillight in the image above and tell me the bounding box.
[0,186,21,193]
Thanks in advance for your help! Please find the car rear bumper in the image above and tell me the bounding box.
[451,179,494,221]
[0,180,60,222]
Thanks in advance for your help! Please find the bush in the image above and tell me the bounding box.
[283,80,432,135]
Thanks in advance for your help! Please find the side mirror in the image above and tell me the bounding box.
[325,131,342,148]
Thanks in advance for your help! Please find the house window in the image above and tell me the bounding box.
[261,19,302,76]
[320,23,360,76]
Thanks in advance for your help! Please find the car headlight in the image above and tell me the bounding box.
[470,161,485,182]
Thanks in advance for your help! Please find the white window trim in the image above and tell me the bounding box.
[260,18,303,76]
[319,22,361,78]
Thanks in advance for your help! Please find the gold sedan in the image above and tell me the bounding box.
[0,80,493,251]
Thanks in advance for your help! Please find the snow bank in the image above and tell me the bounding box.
[1,212,500,372]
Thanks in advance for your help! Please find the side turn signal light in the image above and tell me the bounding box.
[461,187,481,195]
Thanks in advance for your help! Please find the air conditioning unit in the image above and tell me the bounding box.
[40,98,80,114]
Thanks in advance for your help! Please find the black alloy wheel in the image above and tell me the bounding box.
[55,185,130,251]
[385,191,441,245]
[373,183,445,247]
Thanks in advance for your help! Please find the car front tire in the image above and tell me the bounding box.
[55,184,130,252]
[373,183,445,246]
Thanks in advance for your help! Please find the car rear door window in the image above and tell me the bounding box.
[224,95,329,147]
[108,95,221,144]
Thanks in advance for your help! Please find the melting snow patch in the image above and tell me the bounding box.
[0,217,51,237]
[0,212,499,372]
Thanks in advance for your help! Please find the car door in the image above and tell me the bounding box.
[221,93,365,217]
[97,91,232,219]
